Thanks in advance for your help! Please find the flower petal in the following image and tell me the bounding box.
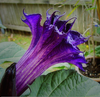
[46,9,77,34]
[33,39,85,71]
[56,17,77,33]
[46,9,66,25]
[67,30,89,46]
[22,9,43,48]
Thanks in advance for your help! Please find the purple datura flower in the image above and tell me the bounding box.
[16,9,89,95]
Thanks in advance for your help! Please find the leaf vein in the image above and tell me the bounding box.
[48,71,74,96]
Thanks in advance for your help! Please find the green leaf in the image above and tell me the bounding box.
[83,1,92,17]
[42,63,73,75]
[97,27,100,34]
[66,5,80,19]
[75,0,80,6]
[95,45,100,56]
[21,88,30,96]
[86,6,96,11]
[84,51,89,57]
[0,42,26,64]
[0,67,5,83]
[92,0,94,4]
[29,69,100,97]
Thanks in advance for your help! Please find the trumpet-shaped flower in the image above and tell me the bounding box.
[16,9,89,95]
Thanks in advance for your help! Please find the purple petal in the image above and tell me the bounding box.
[16,10,43,70]
[46,9,66,25]
[46,9,77,34]
[67,30,89,46]
[56,17,77,33]
[22,9,43,48]
[38,40,86,71]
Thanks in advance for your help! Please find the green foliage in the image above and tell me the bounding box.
[83,1,92,17]
[95,45,100,57]
[89,45,100,57]
[97,26,100,34]
[75,0,80,6]
[29,69,100,97]
[66,5,80,19]
[42,63,75,75]
[0,67,5,83]
[86,6,96,11]
[0,42,26,64]
[84,51,89,57]
[84,31,90,37]
[92,0,95,4]
[78,43,89,52]
[21,88,30,97]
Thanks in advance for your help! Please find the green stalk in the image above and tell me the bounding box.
[90,0,96,66]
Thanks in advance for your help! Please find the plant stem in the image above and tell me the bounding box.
[90,0,96,66]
